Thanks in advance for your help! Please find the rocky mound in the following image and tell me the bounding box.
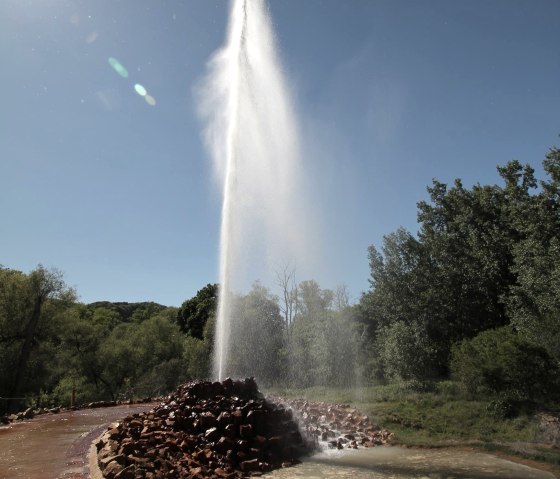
[273,397,393,449]
[96,378,312,479]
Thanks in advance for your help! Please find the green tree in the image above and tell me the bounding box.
[56,305,114,401]
[183,315,215,380]
[416,176,518,343]
[451,326,559,406]
[376,320,437,382]
[0,265,75,412]
[507,147,560,362]
[228,282,285,385]
[286,280,361,387]
[133,314,184,396]
[177,284,218,339]
[361,160,540,379]
[98,314,184,399]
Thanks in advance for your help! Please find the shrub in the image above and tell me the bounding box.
[451,326,559,405]
[376,320,437,382]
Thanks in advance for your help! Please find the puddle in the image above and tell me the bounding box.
[264,446,556,479]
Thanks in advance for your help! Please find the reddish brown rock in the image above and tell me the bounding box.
[97,378,391,479]
[239,423,253,440]
[239,458,261,473]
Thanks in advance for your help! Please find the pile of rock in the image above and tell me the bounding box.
[96,378,312,479]
[1,406,62,424]
[273,397,393,450]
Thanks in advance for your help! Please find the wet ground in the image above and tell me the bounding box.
[265,446,557,479]
[0,404,153,479]
[0,405,556,479]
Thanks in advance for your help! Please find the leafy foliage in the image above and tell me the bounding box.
[228,282,285,385]
[451,326,559,406]
[285,280,361,387]
[176,283,218,339]
[376,320,437,382]
[360,146,560,391]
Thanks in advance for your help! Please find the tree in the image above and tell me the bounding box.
[57,305,115,401]
[183,313,216,380]
[228,282,285,385]
[97,313,184,400]
[285,279,361,387]
[507,147,560,362]
[87,301,167,323]
[297,280,333,317]
[177,284,218,339]
[0,265,75,412]
[376,320,437,382]
[365,228,429,332]
[416,176,518,343]
[275,264,298,333]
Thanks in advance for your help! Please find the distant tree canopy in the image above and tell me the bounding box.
[87,301,168,323]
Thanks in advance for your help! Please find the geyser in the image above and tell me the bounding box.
[198,0,311,380]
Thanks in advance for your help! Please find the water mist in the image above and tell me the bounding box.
[198,0,311,380]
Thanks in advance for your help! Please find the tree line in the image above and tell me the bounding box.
[1,145,559,414]
[358,146,560,412]
[0,269,358,414]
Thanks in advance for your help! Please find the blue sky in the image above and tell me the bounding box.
[1,0,559,306]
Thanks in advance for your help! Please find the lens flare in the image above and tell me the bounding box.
[145,95,156,106]
[86,32,98,44]
[134,84,147,96]
[108,57,128,78]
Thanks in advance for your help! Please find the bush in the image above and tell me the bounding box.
[183,336,211,380]
[435,380,461,397]
[376,320,437,382]
[451,326,559,405]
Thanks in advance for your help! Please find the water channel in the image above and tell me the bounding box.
[0,406,555,479]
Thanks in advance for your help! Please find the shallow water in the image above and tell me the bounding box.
[0,404,153,479]
[264,446,556,479]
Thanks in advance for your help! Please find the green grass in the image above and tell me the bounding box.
[265,382,560,473]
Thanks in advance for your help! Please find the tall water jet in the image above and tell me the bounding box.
[198,0,311,380]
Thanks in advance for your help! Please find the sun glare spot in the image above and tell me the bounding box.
[145,95,156,106]
[134,84,147,97]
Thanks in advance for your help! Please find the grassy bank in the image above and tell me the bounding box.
[265,382,560,475]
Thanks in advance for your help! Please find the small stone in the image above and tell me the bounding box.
[100,454,126,466]
[240,424,253,439]
[22,408,34,419]
[114,464,135,479]
[204,427,220,442]
[240,458,261,473]
[102,460,124,478]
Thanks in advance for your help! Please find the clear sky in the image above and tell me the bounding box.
[1,0,559,306]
